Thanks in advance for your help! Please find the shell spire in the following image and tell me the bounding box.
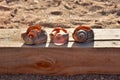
[72,26,94,43]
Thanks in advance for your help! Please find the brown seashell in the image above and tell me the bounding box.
[72,26,94,43]
[21,25,47,45]
[50,27,69,45]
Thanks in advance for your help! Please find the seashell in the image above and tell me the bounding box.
[21,25,47,45]
[50,27,69,45]
[72,26,94,43]
[76,30,88,42]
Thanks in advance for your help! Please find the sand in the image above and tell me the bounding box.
[0,0,120,29]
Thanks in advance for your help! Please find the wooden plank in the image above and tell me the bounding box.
[0,28,120,47]
[0,29,120,75]
[1,28,120,40]
[1,28,120,41]
[0,48,120,75]
[0,40,120,48]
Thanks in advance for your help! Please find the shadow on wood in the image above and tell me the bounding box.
[48,42,68,48]
[22,43,47,47]
[72,41,94,48]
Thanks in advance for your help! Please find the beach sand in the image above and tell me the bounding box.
[0,0,120,29]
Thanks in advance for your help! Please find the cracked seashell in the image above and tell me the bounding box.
[50,27,69,45]
[72,26,94,43]
[21,25,47,45]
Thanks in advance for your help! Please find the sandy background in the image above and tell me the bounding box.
[0,0,120,29]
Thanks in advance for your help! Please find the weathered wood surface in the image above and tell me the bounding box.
[0,28,120,75]
[0,28,120,47]
[0,48,120,75]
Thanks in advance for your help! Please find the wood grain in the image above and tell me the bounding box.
[0,29,120,75]
[0,48,120,75]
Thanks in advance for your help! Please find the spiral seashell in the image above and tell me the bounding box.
[21,25,47,45]
[76,30,88,42]
[72,26,94,42]
[50,27,69,45]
